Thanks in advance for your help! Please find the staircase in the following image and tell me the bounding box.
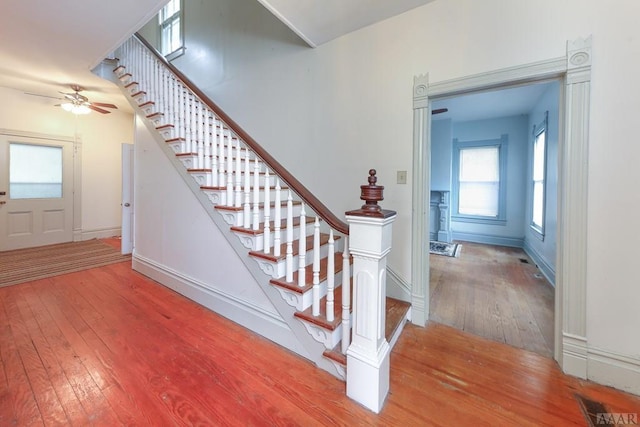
[110,34,410,410]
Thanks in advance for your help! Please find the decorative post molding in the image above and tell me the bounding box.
[560,36,592,379]
[411,74,431,326]
[437,191,451,243]
[345,170,397,413]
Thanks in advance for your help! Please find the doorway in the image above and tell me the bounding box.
[427,81,559,357]
[0,132,75,251]
[411,38,593,376]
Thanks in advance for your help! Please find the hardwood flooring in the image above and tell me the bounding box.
[2,260,639,425]
[430,241,555,358]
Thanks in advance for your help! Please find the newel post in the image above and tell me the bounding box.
[345,169,397,413]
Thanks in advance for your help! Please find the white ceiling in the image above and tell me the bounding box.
[0,0,168,113]
[257,0,436,46]
[431,82,558,123]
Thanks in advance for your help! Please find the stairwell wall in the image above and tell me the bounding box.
[140,0,640,393]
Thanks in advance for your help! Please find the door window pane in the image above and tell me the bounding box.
[9,143,62,199]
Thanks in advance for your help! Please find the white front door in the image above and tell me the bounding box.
[0,133,74,251]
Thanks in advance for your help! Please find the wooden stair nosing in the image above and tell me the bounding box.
[293,280,353,331]
[249,233,335,262]
[269,252,347,293]
[215,200,301,212]
[124,81,139,89]
[230,215,311,236]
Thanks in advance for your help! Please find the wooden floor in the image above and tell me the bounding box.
[2,261,639,425]
[430,241,555,358]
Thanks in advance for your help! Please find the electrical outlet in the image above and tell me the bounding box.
[397,170,407,184]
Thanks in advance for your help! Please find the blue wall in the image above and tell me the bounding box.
[524,82,560,285]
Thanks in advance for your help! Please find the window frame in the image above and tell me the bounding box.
[452,135,508,225]
[530,112,548,239]
[158,0,184,61]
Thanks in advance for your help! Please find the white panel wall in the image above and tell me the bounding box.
[0,86,132,238]
[140,0,640,385]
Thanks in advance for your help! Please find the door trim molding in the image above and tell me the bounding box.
[411,36,592,378]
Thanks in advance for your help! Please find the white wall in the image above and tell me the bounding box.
[0,86,133,238]
[141,0,640,390]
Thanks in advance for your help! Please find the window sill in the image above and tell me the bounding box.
[452,215,506,226]
[530,225,545,241]
[165,46,185,62]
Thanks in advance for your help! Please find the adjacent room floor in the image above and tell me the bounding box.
[429,241,555,358]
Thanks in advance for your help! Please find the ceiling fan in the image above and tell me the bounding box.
[57,85,118,114]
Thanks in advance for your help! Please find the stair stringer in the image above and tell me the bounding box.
[124,92,340,378]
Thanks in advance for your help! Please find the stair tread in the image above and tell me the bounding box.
[293,280,353,331]
[322,297,410,367]
[269,252,347,293]
[124,82,139,89]
[249,232,335,262]
[215,200,301,212]
[230,214,311,235]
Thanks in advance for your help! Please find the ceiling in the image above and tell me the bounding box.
[431,81,559,123]
[256,0,436,46]
[0,0,168,113]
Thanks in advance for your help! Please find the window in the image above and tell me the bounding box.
[453,136,508,224]
[9,143,62,199]
[159,0,184,60]
[531,112,548,237]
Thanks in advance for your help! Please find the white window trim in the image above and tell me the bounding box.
[159,0,185,61]
[530,111,548,240]
[452,135,508,225]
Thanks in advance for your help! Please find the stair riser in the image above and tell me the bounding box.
[298,319,343,350]
[252,243,333,280]
[272,274,345,312]
[177,154,261,171]
[190,171,279,190]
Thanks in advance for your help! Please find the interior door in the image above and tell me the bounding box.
[121,143,134,255]
[0,134,74,251]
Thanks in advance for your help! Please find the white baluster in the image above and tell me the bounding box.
[243,150,251,228]
[210,114,218,187]
[273,179,281,257]
[312,217,320,316]
[235,139,242,209]
[204,111,212,185]
[298,203,307,288]
[178,87,186,152]
[285,191,294,283]
[190,95,197,154]
[341,237,351,353]
[218,122,225,195]
[226,130,234,206]
[252,157,260,230]
[326,230,335,322]
[196,102,204,168]
[263,169,271,254]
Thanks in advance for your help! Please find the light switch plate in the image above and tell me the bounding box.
[397,171,407,184]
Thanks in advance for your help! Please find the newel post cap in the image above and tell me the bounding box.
[346,169,397,219]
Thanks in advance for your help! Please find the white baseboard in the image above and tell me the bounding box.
[80,227,122,241]
[562,333,588,379]
[451,231,524,248]
[386,267,411,303]
[132,253,308,358]
[588,347,640,396]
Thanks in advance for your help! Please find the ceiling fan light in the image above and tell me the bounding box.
[61,102,91,115]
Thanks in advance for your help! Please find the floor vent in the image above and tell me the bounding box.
[575,394,609,427]
[519,258,529,264]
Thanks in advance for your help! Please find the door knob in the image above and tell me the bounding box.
[0,201,6,205]
[124,203,131,207]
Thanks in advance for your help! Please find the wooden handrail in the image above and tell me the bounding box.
[133,33,349,235]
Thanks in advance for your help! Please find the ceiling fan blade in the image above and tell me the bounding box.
[89,105,111,114]
[91,102,118,109]
[432,108,449,115]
